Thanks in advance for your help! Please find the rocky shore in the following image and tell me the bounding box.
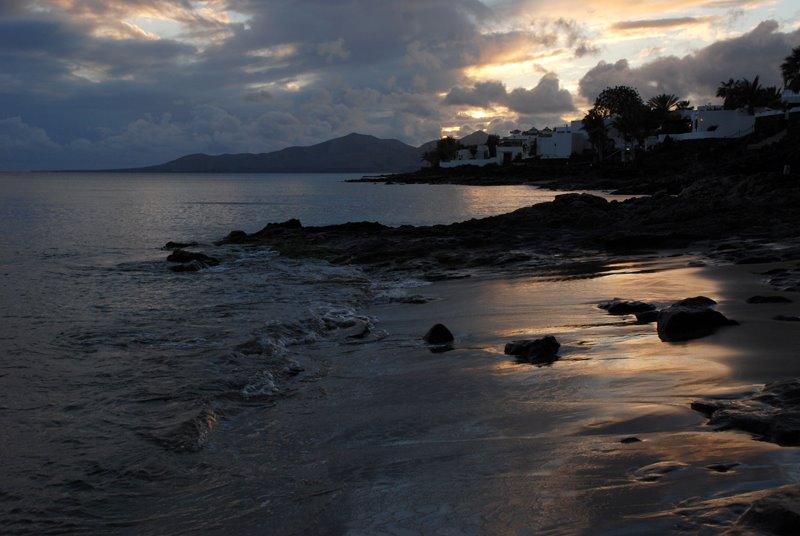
[164,133,800,533]
[215,170,800,282]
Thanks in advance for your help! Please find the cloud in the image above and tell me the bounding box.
[610,17,718,31]
[445,73,576,115]
[317,38,350,62]
[1,0,795,170]
[579,20,800,105]
[0,117,62,170]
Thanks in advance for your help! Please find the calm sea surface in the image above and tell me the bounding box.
[0,172,575,534]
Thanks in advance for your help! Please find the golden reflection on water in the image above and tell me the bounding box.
[441,258,800,531]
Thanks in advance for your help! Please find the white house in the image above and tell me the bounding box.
[495,145,524,164]
[536,122,588,159]
[439,144,495,168]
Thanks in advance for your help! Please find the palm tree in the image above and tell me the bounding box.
[647,94,681,113]
[648,93,692,134]
[737,76,764,114]
[716,76,776,114]
[781,46,800,92]
[716,78,740,110]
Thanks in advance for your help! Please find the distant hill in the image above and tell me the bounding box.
[134,133,425,173]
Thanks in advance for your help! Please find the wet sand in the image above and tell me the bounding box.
[172,254,797,535]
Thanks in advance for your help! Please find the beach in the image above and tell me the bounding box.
[2,171,799,535]
[144,256,800,535]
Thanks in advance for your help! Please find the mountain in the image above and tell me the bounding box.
[135,133,424,173]
[458,131,489,146]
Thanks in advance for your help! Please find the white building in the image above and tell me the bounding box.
[536,122,588,159]
[439,145,495,168]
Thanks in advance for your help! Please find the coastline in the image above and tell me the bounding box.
[180,255,800,535]
[152,140,800,533]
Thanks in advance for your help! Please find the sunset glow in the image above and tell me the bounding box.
[0,0,798,169]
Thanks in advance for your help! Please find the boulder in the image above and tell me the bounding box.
[673,296,717,308]
[657,301,737,342]
[598,299,656,315]
[504,335,560,364]
[747,295,793,304]
[635,310,659,324]
[166,249,220,266]
[423,323,454,344]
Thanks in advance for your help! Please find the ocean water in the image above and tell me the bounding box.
[0,172,582,534]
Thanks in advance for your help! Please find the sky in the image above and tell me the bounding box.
[0,0,798,170]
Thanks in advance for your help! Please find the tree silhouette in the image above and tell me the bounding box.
[716,76,780,113]
[647,93,692,134]
[582,107,609,162]
[594,86,644,116]
[781,46,800,92]
[647,94,681,113]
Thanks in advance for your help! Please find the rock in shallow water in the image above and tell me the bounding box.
[598,298,656,315]
[166,249,220,266]
[504,335,560,364]
[423,323,454,344]
[656,298,736,342]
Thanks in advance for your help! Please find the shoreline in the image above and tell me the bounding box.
[197,255,800,534]
[158,135,800,532]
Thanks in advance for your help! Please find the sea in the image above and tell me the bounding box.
[0,172,583,535]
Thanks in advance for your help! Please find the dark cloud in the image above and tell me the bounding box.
[445,74,575,115]
[611,17,717,31]
[579,21,800,105]
[4,0,788,170]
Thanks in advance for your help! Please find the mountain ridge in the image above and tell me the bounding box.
[125,131,490,173]
[133,132,424,173]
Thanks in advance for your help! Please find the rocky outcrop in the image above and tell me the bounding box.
[166,249,220,272]
[691,379,800,446]
[504,336,560,364]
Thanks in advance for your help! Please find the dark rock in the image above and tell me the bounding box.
[736,255,782,265]
[746,295,793,304]
[504,335,560,364]
[706,463,739,473]
[620,437,642,444]
[397,295,431,304]
[692,379,800,446]
[253,219,303,236]
[423,323,454,344]
[657,302,737,342]
[164,241,198,249]
[169,260,208,272]
[222,230,248,243]
[635,310,659,324]
[598,299,656,315]
[734,485,800,534]
[673,296,717,308]
[774,315,800,321]
[166,249,220,265]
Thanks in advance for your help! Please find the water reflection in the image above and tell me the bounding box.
[360,258,798,533]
